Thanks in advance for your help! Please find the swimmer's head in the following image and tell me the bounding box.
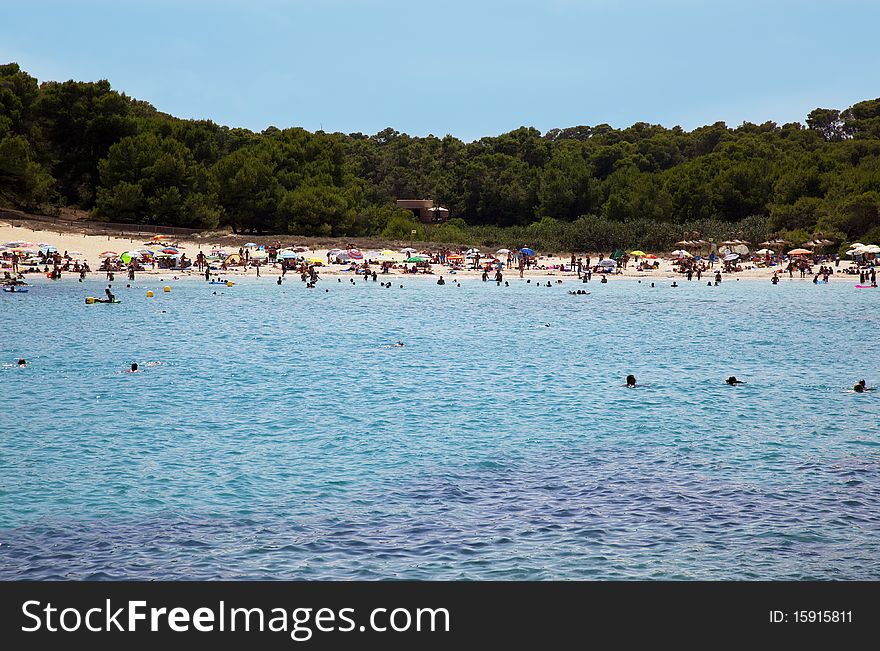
[626,375,636,387]
[130,362,138,372]
[854,383,865,393]
[17,358,26,367]
[726,376,739,385]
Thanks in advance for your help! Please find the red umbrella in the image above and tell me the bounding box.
[348,248,363,260]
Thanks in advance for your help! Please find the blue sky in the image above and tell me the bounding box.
[2,0,879,140]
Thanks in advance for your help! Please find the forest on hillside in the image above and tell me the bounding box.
[1,62,879,252]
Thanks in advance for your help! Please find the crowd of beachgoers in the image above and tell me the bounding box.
[1,225,878,287]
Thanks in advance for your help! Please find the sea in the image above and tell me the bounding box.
[1,273,878,579]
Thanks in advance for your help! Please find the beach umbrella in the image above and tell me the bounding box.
[138,249,155,256]
[278,250,300,259]
[598,258,616,267]
[723,253,739,262]
[520,247,535,256]
[787,248,812,256]
[400,247,417,254]
[243,242,258,248]
[496,248,511,254]
[755,248,774,255]
[99,251,118,258]
[250,249,268,259]
[670,249,691,258]
[466,248,481,255]
[161,247,179,254]
[150,234,166,241]
[119,251,140,263]
[629,250,647,257]
[862,244,880,254]
[348,248,364,260]
[405,256,426,263]
[67,251,85,257]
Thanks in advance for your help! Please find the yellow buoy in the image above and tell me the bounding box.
[163,286,171,293]
[146,290,154,297]
[226,281,234,287]
[85,296,95,304]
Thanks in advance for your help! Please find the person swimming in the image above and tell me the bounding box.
[853,379,871,392]
[671,282,678,287]
[17,358,26,367]
[726,376,745,385]
[626,374,637,387]
[129,362,139,372]
[389,341,405,348]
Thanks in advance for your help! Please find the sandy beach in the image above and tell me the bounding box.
[0,221,861,283]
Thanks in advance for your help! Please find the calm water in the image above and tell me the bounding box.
[1,274,879,579]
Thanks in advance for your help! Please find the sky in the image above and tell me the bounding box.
[2,0,879,141]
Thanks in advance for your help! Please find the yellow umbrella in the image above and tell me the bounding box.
[307,257,324,264]
[629,250,647,257]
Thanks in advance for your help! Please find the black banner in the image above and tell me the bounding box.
[0,581,875,648]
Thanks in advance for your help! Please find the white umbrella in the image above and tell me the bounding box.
[496,248,511,254]
[400,247,417,254]
[723,253,739,262]
[598,258,616,267]
[754,248,774,255]
[466,248,481,255]
[862,244,880,254]
[670,249,692,258]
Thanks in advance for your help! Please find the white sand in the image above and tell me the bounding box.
[0,222,859,283]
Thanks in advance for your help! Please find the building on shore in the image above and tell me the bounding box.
[396,199,450,224]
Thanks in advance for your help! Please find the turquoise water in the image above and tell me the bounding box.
[1,274,879,579]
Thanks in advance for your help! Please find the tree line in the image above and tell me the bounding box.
[2,62,879,252]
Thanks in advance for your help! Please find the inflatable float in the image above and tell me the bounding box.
[85,297,122,304]
[855,285,877,289]
[2,287,28,293]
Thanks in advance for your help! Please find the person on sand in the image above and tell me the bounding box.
[726,376,745,385]
[626,374,637,387]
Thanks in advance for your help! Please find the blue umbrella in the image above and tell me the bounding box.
[278,250,300,259]
[520,247,535,256]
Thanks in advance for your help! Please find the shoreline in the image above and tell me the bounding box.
[2,221,868,285]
